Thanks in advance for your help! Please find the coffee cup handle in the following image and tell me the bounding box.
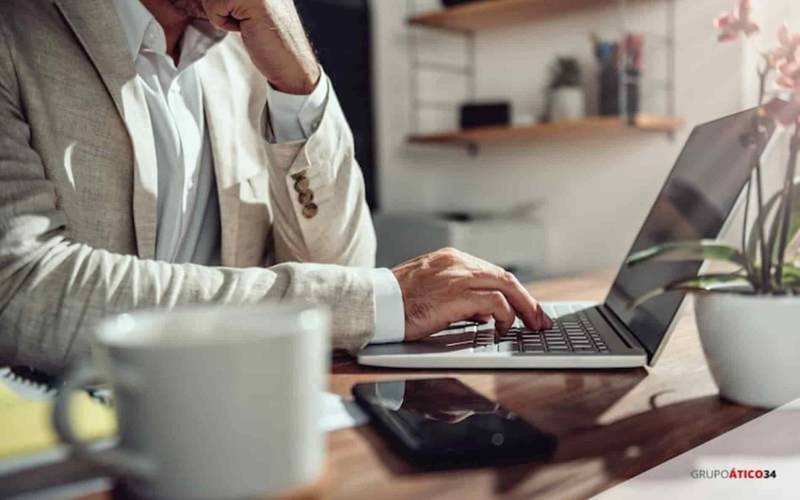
[52,364,156,479]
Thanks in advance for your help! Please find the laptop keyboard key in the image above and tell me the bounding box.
[467,311,611,354]
[496,341,518,353]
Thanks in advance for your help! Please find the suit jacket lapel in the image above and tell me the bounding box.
[54,0,158,259]
[196,51,242,267]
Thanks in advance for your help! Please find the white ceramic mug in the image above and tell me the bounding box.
[52,304,330,499]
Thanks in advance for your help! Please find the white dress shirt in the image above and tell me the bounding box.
[112,1,404,344]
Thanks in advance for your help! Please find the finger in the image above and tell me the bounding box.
[469,271,548,330]
[472,291,515,334]
[505,278,550,330]
[533,298,554,329]
[468,314,493,325]
[522,286,553,328]
[442,249,550,330]
[201,0,241,31]
[542,308,553,329]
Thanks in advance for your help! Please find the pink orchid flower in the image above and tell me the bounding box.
[715,0,760,43]
[770,24,800,90]
[761,96,800,127]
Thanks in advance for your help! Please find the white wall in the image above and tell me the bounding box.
[371,0,752,277]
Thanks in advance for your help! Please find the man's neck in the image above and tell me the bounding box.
[139,0,190,64]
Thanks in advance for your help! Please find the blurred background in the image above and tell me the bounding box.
[296,0,799,282]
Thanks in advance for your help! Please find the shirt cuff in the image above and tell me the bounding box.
[267,67,329,143]
[370,268,405,344]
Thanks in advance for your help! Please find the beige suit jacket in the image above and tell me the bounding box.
[0,0,378,373]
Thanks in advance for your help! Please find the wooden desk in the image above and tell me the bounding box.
[88,272,765,500]
[323,271,765,499]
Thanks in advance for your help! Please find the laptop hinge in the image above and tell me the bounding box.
[596,304,643,352]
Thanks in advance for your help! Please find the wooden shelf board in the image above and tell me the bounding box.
[407,115,683,145]
[408,0,653,32]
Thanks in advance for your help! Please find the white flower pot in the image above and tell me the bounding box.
[694,293,800,409]
[550,87,585,122]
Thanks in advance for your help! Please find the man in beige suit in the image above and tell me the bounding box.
[0,0,551,375]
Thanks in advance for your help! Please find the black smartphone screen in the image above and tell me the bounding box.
[352,378,556,469]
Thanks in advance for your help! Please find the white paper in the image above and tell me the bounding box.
[1,369,369,435]
[320,392,369,432]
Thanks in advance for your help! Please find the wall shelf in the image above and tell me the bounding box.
[405,0,679,154]
[407,114,682,151]
[408,0,657,32]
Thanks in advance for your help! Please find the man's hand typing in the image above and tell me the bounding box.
[392,248,553,342]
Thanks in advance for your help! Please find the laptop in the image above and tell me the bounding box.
[359,109,773,369]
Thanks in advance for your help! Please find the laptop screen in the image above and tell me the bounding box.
[605,109,772,361]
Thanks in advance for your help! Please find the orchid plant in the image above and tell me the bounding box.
[627,0,800,304]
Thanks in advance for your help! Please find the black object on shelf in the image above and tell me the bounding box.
[459,102,511,130]
[595,40,620,116]
[599,66,620,116]
[622,34,643,124]
[594,33,644,121]
[441,0,482,7]
[625,69,641,124]
[440,211,474,222]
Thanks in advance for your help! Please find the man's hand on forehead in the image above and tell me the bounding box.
[195,0,320,95]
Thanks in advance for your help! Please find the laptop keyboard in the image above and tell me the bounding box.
[472,306,610,354]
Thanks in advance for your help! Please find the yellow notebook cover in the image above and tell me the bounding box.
[0,375,116,461]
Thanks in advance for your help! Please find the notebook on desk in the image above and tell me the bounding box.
[0,368,115,467]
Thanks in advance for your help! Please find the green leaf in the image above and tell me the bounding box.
[746,179,800,272]
[630,273,752,308]
[783,260,800,293]
[626,240,747,268]
[779,191,800,263]
[781,262,800,286]
[746,189,783,267]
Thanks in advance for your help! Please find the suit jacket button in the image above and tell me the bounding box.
[302,203,318,219]
[298,191,314,205]
[294,177,310,193]
[290,170,307,182]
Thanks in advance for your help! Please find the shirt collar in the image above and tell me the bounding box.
[112,0,154,58]
[112,0,226,61]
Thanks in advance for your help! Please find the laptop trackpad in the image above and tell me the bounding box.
[362,331,477,356]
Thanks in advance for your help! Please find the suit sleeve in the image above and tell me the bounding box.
[0,26,375,374]
[263,76,377,268]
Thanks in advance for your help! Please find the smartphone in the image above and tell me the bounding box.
[352,378,557,469]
